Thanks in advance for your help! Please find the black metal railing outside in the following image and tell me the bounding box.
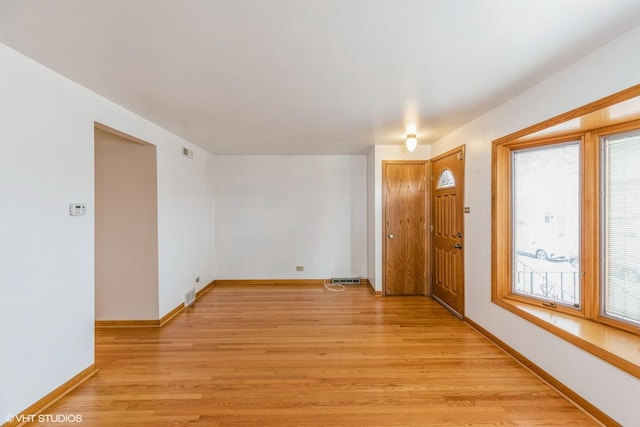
[514,259,579,306]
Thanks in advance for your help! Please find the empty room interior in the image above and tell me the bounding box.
[3,1,640,425]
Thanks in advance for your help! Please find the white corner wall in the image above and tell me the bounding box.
[0,42,215,419]
[430,25,640,425]
[157,135,215,316]
[214,155,366,279]
[367,145,432,292]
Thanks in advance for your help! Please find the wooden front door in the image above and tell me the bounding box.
[383,161,428,295]
[431,146,465,317]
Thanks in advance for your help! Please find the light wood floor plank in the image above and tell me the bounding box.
[28,284,597,426]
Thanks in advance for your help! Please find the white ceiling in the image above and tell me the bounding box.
[2,0,640,154]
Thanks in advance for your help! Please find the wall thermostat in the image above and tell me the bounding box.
[69,203,87,216]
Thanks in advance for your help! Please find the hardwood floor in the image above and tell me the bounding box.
[31,284,597,426]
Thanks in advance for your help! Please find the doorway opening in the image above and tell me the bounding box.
[94,124,159,323]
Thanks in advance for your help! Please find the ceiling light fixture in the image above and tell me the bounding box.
[406,132,417,152]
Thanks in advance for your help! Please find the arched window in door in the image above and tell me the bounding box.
[436,169,456,189]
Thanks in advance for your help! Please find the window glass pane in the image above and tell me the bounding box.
[436,169,455,189]
[602,131,640,326]
[512,142,581,307]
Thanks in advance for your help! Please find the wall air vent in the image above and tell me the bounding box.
[182,147,194,159]
[184,286,196,307]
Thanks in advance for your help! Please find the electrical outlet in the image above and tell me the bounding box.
[296,266,304,272]
[195,276,200,283]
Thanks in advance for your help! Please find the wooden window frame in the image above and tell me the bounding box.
[492,84,640,379]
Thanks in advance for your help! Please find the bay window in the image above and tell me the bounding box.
[492,85,640,377]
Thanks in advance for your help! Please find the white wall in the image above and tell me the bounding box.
[215,155,366,279]
[367,145,432,292]
[0,43,215,418]
[157,136,215,315]
[430,25,640,425]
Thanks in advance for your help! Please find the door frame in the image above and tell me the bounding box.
[430,145,465,317]
[94,123,160,325]
[381,160,431,296]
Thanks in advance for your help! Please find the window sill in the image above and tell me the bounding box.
[493,297,640,379]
